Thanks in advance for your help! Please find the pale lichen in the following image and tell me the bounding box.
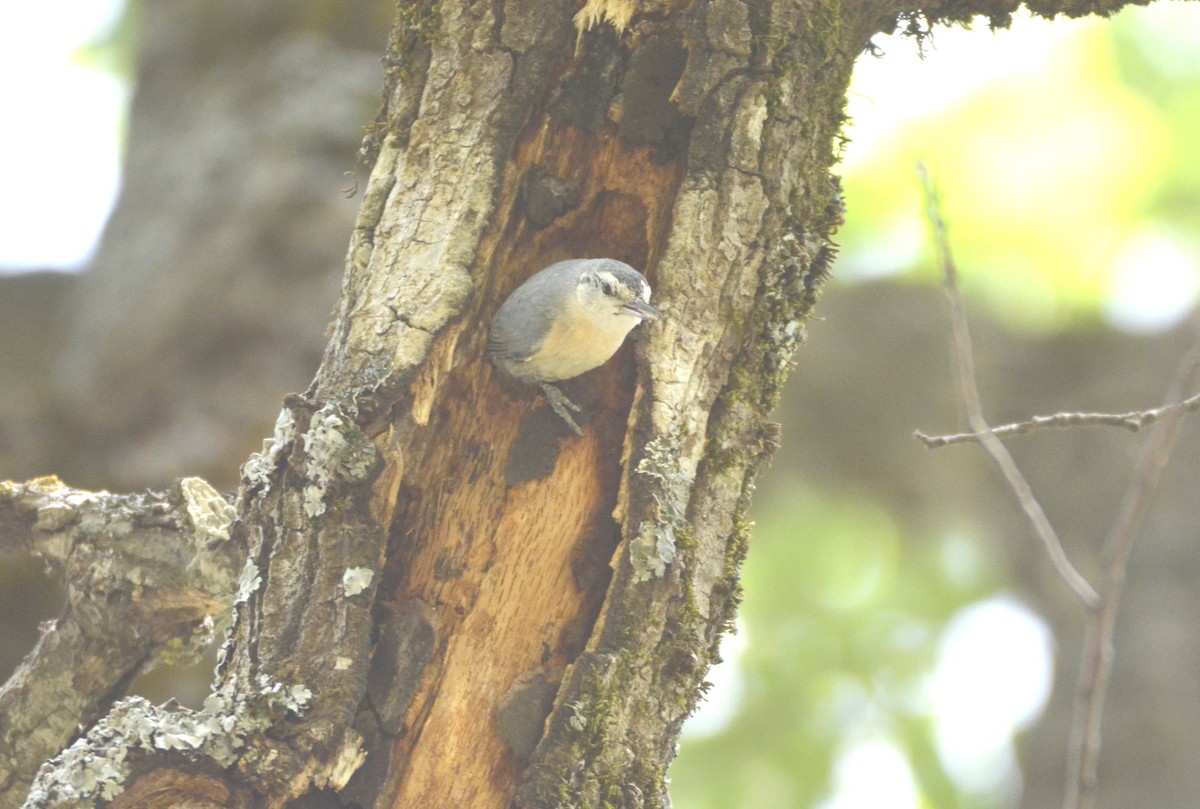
[241,407,297,489]
[630,432,693,582]
[180,477,236,544]
[234,560,263,606]
[303,484,329,518]
[320,731,367,791]
[180,478,240,601]
[77,497,132,537]
[299,403,379,517]
[574,0,637,37]
[341,567,374,597]
[23,677,313,808]
[32,495,79,532]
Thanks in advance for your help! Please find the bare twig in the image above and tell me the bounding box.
[1063,334,1200,809]
[917,163,1100,609]
[914,390,1200,448]
[918,162,1200,809]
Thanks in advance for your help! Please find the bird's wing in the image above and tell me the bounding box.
[489,264,578,362]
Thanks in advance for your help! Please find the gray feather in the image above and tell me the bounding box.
[488,260,585,364]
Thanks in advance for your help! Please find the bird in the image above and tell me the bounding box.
[488,258,660,434]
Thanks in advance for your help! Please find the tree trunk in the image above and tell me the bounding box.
[15,0,1161,806]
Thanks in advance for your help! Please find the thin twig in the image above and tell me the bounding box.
[917,162,1100,609]
[1063,332,1200,809]
[914,390,1200,448]
[918,162,1200,809]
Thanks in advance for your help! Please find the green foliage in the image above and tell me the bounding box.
[837,6,1200,331]
[72,1,137,80]
[672,484,994,809]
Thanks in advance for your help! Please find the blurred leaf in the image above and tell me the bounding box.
[839,9,1196,332]
[673,485,996,808]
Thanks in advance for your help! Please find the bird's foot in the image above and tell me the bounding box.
[539,382,583,435]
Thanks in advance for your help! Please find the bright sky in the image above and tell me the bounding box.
[0,0,126,270]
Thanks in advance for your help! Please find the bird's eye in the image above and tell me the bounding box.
[601,281,614,296]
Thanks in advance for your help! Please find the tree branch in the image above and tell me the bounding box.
[914,391,1200,448]
[917,162,1200,809]
[917,163,1100,609]
[1064,331,1200,809]
[0,476,241,806]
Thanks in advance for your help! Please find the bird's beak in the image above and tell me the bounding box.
[623,300,661,321]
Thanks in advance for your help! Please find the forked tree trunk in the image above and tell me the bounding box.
[18,0,1153,806]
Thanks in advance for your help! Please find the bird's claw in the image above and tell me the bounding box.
[539,383,583,435]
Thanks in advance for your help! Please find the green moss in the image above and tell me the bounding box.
[679,577,703,628]
[390,0,444,68]
[725,507,752,578]
[541,640,692,807]
[703,171,845,475]
[359,0,443,164]
[714,494,754,638]
[673,524,699,553]
[527,651,645,808]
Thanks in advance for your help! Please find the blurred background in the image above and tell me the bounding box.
[2,2,1199,808]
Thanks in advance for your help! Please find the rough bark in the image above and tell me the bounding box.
[0,477,240,807]
[9,0,1166,807]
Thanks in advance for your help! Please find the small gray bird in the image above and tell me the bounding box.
[488,258,660,434]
